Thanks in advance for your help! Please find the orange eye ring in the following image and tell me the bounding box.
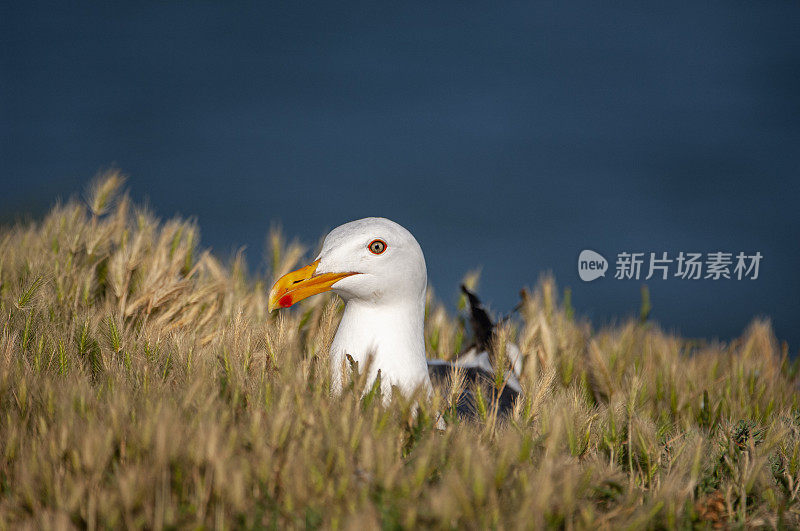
[368,239,387,255]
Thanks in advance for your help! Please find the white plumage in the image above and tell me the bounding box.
[318,218,431,397]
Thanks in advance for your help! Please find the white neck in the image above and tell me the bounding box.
[329,296,431,399]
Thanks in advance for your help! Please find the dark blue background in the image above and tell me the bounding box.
[2,3,799,350]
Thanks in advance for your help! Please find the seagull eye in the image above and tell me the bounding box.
[368,239,387,255]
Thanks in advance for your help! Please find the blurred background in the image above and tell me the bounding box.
[2,2,799,350]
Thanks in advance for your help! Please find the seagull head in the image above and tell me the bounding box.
[268,217,427,311]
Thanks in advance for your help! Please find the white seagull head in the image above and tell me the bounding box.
[268,217,427,311]
[268,217,433,397]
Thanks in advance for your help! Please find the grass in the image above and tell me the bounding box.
[0,172,798,528]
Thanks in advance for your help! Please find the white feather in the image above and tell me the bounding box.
[318,218,432,399]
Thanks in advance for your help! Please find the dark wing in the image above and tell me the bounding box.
[427,359,519,419]
[428,286,523,419]
[461,284,495,354]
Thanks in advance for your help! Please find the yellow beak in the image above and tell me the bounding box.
[268,260,357,312]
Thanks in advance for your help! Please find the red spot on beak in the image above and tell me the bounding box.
[279,294,293,308]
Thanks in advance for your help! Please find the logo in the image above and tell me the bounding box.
[578,250,608,282]
[576,249,762,282]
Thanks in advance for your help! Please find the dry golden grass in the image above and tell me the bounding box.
[0,173,798,529]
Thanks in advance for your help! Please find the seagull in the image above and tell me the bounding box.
[268,217,521,414]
